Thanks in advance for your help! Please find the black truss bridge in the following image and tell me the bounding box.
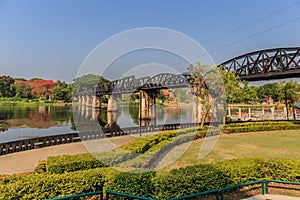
[96,73,191,95]
[219,47,300,81]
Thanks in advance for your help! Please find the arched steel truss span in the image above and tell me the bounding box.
[219,47,300,81]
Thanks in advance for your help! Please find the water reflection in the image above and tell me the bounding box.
[0,105,73,142]
[73,104,193,130]
[0,104,194,142]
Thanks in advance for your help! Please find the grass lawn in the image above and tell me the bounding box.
[159,129,300,171]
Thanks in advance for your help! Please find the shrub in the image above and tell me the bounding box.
[108,171,156,198]
[46,128,197,173]
[152,164,231,199]
[2,158,300,199]
[213,158,300,184]
[0,168,118,200]
[223,121,300,134]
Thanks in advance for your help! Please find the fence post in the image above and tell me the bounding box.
[220,190,224,200]
[216,190,219,200]
[261,181,265,195]
[105,192,109,200]
[265,180,269,194]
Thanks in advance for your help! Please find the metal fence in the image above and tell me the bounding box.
[265,180,300,194]
[48,190,103,200]
[105,190,155,200]
[48,180,300,200]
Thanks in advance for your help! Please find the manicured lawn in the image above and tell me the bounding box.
[159,130,300,171]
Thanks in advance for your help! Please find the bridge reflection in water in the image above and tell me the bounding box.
[72,104,197,131]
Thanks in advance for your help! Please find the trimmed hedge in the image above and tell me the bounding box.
[46,128,198,173]
[1,158,299,199]
[109,158,300,199]
[152,164,231,199]
[224,121,300,134]
[0,168,118,200]
[213,157,300,183]
[108,171,156,198]
[117,129,209,169]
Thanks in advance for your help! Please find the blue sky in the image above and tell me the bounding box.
[1,0,300,82]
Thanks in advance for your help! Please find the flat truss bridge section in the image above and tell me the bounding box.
[96,73,191,95]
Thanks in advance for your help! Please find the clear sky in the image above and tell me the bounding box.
[1,0,300,82]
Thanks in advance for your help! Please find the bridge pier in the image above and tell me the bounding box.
[92,96,101,108]
[77,96,82,104]
[107,95,118,112]
[105,111,118,129]
[85,95,92,107]
[139,90,157,120]
[81,96,87,106]
[91,108,99,121]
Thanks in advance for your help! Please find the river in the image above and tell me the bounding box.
[0,104,193,143]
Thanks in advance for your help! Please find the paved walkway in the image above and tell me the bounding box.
[0,135,135,175]
[243,194,300,200]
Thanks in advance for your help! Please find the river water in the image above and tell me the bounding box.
[0,104,193,143]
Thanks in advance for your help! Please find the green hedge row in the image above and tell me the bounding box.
[223,121,300,134]
[213,157,300,183]
[109,158,300,199]
[1,158,299,199]
[117,129,209,169]
[46,128,198,173]
[0,168,118,200]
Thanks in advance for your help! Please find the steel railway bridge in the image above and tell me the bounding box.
[93,47,300,95]
[75,47,300,121]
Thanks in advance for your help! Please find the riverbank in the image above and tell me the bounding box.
[0,135,135,174]
[0,99,72,107]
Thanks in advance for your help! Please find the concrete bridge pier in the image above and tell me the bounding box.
[81,96,87,106]
[77,96,82,104]
[92,96,101,108]
[105,111,118,128]
[107,95,118,112]
[85,95,92,107]
[91,108,100,121]
[139,90,156,120]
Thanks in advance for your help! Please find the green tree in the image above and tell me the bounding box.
[173,88,189,103]
[157,90,167,102]
[256,83,281,102]
[73,74,110,95]
[239,82,259,103]
[278,81,300,120]
[0,75,16,97]
[52,81,73,102]
[188,63,226,127]
[218,68,244,104]
[15,83,32,99]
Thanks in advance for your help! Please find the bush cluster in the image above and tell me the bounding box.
[0,168,118,200]
[224,121,300,134]
[46,128,197,173]
[1,158,299,199]
[109,158,300,199]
